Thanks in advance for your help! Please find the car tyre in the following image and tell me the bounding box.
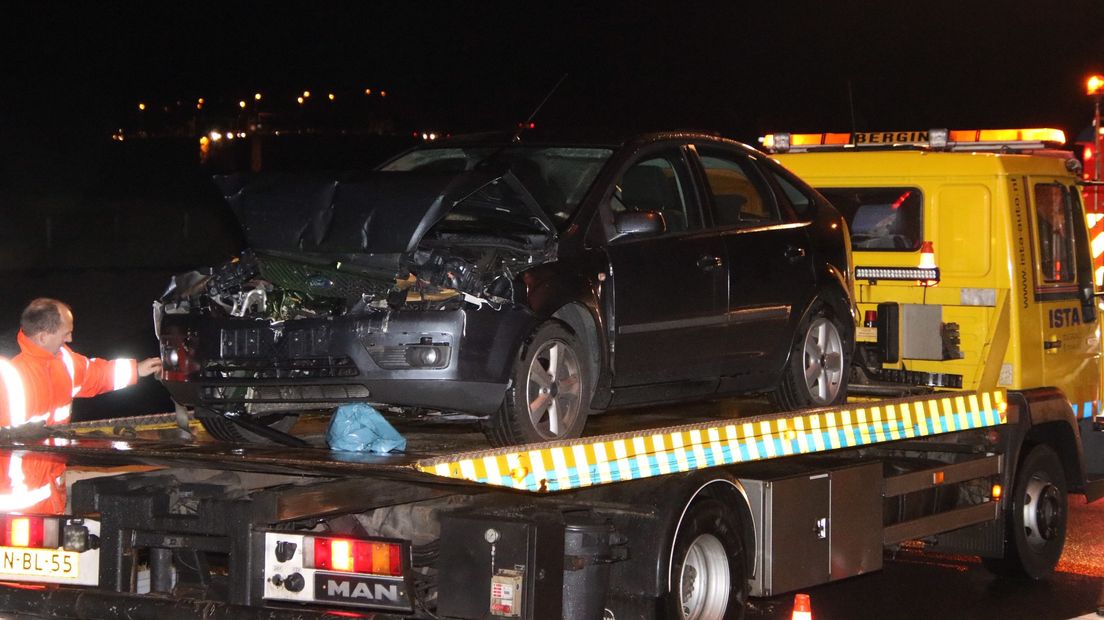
[772,297,850,409]
[483,322,589,447]
[196,406,299,444]
[668,498,748,620]
[983,444,1067,579]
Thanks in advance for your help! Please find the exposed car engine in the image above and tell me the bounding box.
[160,237,545,323]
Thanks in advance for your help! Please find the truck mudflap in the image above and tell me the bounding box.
[416,390,1008,492]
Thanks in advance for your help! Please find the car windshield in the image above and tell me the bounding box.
[817,187,923,251]
[381,146,613,230]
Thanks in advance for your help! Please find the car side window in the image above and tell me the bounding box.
[612,151,700,233]
[696,148,778,227]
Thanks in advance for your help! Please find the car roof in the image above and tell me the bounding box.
[431,128,747,151]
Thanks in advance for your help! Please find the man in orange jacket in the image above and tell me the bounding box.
[0,298,162,514]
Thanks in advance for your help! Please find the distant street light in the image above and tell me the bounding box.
[239,100,247,109]
[303,90,311,98]
[380,90,387,97]
[328,93,335,101]
[254,92,262,101]
[364,88,372,95]
[138,102,146,111]
[297,96,305,105]
[1088,74,1104,181]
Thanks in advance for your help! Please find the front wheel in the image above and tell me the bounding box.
[772,297,850,409]
[668,498,748,620]
[483,322,589,447]
[983,444,1067,579]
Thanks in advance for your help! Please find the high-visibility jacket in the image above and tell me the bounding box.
[0,330,139,514]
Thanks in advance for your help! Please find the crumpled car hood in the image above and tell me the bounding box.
[216,168,555,256]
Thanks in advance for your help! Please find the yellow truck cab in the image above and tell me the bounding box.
[768,129,1096,406]
[768,129,1104,493]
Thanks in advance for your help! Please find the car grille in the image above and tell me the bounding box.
[200,384,371,403]
[219,325,333,358]
[258,254,394,299]
[202,356,359,379]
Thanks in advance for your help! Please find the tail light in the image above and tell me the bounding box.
[2,517,45,548]
[312,537,404,577]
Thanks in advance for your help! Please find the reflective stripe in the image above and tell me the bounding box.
[0,359,27,428]
[60,348,79,397]
[113,359,135,390]
[52,404,71,424]
[0,455,52,511]
[416,390,1008,492]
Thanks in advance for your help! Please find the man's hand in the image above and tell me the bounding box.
[138,357,163,378]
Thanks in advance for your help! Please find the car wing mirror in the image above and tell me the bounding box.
[611,210,666,242]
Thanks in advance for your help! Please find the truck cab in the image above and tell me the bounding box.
[768,127,1104,491]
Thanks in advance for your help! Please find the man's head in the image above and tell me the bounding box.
[21,298,74,355]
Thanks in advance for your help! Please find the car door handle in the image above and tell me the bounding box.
[784,245,807,262]
[697,255,724,271]
[1044,339,1062,352]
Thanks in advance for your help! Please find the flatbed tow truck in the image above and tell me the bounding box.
[0,385,1095,620]
[1,127,1104,619]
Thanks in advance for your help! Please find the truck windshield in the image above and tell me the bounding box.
[817,187,923,251]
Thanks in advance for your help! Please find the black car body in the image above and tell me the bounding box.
[157,131,855,445]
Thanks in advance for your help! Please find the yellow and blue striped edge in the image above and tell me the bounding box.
[414,390,1007,493]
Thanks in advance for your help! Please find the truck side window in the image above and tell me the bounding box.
[817,187,923,251]
[1033,184,1076,286]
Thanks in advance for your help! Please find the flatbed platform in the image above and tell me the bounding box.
[3,391,1007,493]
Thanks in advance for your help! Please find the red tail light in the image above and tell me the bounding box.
[1,516,45,548]
[312,537,404,576]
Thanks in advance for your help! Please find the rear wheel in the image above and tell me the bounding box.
[195,406,299,444]
[483,322,589,447]
[668,498,748,620]
[772,297,849,409]
[983,444,1067,579]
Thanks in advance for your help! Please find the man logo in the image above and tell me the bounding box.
[325,578,400,601]
[316,575,409,610]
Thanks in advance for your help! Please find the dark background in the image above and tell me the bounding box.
[1,1,1103,419]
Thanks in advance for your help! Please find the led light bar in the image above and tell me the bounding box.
[855,266,940,282]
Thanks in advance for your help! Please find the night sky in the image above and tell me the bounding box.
[4,2,1104,152]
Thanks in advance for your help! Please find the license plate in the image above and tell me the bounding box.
[0,546,79,579]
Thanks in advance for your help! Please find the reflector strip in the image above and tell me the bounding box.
[0,360,27,428]
[112,359,135,391]
[414,391,1007,492]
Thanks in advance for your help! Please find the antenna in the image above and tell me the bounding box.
[847,80,858,134]
[519,73,568,135]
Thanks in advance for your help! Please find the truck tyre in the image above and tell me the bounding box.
[196,406,299,444]
[983,444,1067,579]
[668,498,748,620]
[772,297,849,409]
[484,322,589,447]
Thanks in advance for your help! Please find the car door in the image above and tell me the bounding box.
[603,146,730,387]
[691,145,817,375]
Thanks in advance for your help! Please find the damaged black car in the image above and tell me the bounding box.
[156,131,855,446]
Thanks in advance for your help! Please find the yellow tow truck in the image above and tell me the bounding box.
[0,128,1097,619]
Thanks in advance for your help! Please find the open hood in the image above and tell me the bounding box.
[215,167,556,256]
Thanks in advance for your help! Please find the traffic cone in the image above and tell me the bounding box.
[792,593,812,620]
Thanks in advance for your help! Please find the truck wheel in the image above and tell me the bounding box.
[772,297,849,409]
[983,444,1067,579]
[483,322,589,447]
[196,406,299,444]
[668,498,748,620]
